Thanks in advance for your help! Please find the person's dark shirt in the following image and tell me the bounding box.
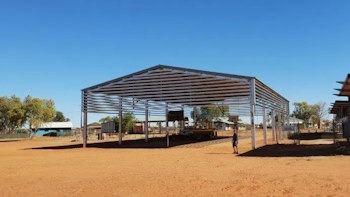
[233,133,238,142]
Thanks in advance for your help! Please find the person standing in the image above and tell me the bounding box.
[232,128,238,154]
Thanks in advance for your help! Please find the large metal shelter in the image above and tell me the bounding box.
[330,101,349,116]
[330,74,350,141]
[81,65,289,149]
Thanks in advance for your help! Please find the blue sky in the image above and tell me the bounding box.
[1,0,349,127]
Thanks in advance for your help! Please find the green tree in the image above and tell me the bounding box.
[192,105,229,127]
[122,112,137,132]
[292,101,329,128]
[0,95,64,134]
[0,96,26,133]
[99,113,137,133]
[54,111,70,122]
[292,102,312,126]
[0,96,10,132]
[24,96,56,134]
[99,116,114,123]
[311,102,328,129]
[8,96,26,132]
[42,99,56,122]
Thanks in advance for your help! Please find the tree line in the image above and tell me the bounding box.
[0,95,69,133]
[99,112,137,133]
[192,105,230,123]
[292,101,329,128]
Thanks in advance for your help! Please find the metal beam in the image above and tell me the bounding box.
[165,103,169,147]
[250,78,256,150]
[119,97,122,145]
[263,107,267,145]
[83,110,87,148]
[348,97,350,143]
[82,91,88,148]
[145,100,149,142]
[272,110,276,142]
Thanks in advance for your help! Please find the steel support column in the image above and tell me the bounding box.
[145,100,149,142]
[83,110,87,148]
[181,104,185,131]
[348,97,350,142]
[287,104,290,125]
[165,103,169,147]
[82,91,88,148]
[272,110,276,142]
[277,112,281,143]
[193,107,197,128]
[250,78,256,150]
[263,107,267,145]
[118,97,122,145]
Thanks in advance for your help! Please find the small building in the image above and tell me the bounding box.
[87,122,102,134]
[213,118,235,131]
[213,118,246,131]
[33,122,73,136]
[287,116,304,126]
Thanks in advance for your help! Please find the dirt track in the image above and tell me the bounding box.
[1,130,350,196]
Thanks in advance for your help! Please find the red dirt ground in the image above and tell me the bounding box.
[1,130,349,196]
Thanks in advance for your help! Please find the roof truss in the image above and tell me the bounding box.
[335,74,350,96]
[82,65,289,116]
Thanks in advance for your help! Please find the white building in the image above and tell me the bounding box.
[287,117,304,125]
[31,122,73,136]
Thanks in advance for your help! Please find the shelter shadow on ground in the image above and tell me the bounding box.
[288,132,337,141]
[26,136,231,150]
[0,139,21,143]
[239,144,350,157]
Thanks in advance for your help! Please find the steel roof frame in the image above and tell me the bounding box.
[82,65,289,115]
[81,65,290,149]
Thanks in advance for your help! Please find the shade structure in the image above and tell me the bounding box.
[335,74,350,97]
[331,74,350,141]
[330,101,350,117]
[81,65,290,149]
